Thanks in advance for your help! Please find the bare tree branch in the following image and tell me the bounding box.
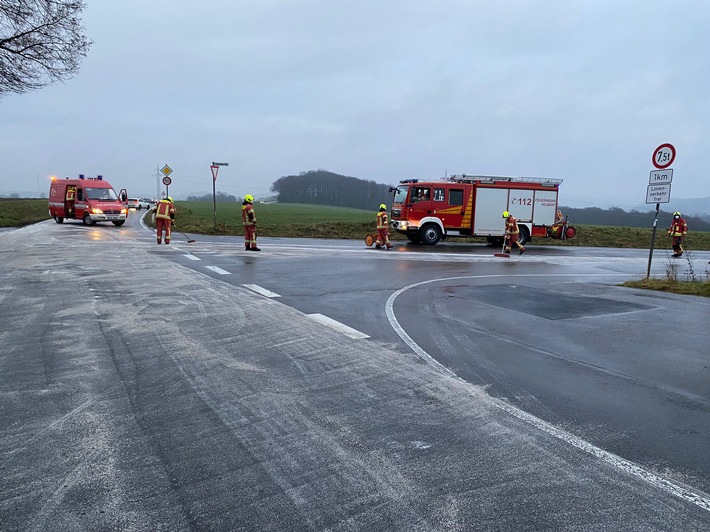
[0,0,92,97]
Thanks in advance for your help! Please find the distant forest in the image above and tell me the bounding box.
[558,206,710,231]
[270,170,390,210]
[269,169,710,231]
[186,192,239,202]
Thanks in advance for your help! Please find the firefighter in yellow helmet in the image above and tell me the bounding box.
[503,210,525,255]
[152,196,176,244]
[667,211,688,257]
[375,203,393,249]
[241,194,260,251]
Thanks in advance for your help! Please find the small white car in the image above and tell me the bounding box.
[127,198,151,210]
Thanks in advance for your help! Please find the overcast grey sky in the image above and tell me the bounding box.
[1,0,708,207]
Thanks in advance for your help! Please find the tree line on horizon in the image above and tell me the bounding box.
[557,206,710,231]
[270,170,391,210]
[186,192,240,203]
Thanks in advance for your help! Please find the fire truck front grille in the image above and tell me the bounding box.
[104,210,122,215]
[392,208,401,217]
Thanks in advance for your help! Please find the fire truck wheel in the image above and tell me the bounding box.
[54,216,64,224]
[419,224,442,245]
[517,226,530,246]
[113,220,126,227]
[83,213,95,226]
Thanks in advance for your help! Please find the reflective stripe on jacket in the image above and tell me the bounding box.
[668,218,687,236]
[506,216,519,235]
[242,203,256,225]
[155,200,175,220]
[377,211,388,230]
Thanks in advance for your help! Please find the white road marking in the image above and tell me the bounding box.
[307,313,370,339]
[205,266,231,275]
[242,284,281,298]
[183,254,201,261]
[385,273,710,513]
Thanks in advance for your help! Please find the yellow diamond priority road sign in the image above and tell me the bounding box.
[161,164,173,176]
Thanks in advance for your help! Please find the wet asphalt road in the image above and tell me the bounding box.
[0,212,708,531]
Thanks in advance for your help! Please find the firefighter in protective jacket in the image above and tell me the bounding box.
[241,194,260,251]
[667,211,688,257]
[503,211,525,255]
[375,204,393,249]
[153,197,176,244]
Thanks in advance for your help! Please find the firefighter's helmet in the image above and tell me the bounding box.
[673,211,681,218]
[502,211,510,218]
[244,194,254,203]
[379,204,387,211]
[167,196,173,202]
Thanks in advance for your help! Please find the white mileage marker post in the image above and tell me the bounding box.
[646,144,676,278]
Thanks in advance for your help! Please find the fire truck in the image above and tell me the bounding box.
[48,174,129,226]
[390,174,576,246]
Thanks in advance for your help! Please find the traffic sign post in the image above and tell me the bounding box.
[162,174,172,197]
[210,162,229,229]
[646,143,676,278]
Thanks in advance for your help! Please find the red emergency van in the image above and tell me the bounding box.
[48,174,129,226]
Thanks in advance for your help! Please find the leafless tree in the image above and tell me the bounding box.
[0,0,92,97]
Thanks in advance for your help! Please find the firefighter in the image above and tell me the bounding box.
[667,211,688,257]
[65,186,76,217]
[241,194,260,251]
[153,196,176,244]
[503,210,525,255]
[375,204,393,249]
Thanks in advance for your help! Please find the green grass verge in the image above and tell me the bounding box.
[0,198,50,227]
[622,278,710,297]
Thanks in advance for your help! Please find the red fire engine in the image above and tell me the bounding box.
[390,174,576,245]
[48,174,128,226]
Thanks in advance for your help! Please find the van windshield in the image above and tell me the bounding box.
[85,187,118,201]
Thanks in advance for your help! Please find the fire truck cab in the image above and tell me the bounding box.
[48,174,129,226]
[390,174,575,245]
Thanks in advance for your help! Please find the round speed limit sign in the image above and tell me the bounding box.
[652,143,675,169]
[162,176,172,186]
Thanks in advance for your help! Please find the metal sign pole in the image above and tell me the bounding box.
[646,202,660,279]
[210,165,220,230]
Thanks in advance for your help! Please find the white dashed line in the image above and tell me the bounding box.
[184,254,201,261]
[242,284,281,298]
[307,313,370,339]
[205,266,231,275]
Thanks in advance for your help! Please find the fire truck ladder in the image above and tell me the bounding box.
[448,174,562,186]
